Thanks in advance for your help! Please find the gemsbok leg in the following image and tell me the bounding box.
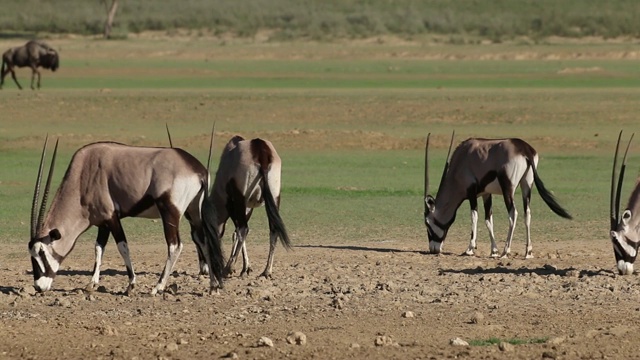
[88,226,110,290]
[482,195,500,257]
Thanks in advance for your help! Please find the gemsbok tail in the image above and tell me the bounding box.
[201,182,226,287]
[527,159,573,219]
[259,166,292,250]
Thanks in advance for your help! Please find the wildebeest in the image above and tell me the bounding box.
[1,40,59,90]
[210,135,291,278]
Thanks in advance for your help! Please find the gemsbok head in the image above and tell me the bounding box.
[424,132,572,258]
[609,130,638,275]
[28,136,225,295]
[210,135,291,278]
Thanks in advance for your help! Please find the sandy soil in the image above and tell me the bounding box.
[1,236,639,360]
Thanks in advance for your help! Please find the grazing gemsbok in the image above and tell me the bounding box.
[28,136,225,295]
[424,133,572,258]
[609,131,638,275]
[210,135,291,278]
[1,40,59,90]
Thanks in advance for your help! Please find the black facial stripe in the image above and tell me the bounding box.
[31,257,43,280]
[38,250,56,277]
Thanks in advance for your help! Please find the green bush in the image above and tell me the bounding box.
[0,0,639,40]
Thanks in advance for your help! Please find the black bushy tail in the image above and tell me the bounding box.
[528,159,573,220]
[201,183,226,287]
[259,167,292,250]
[1,57,6,86]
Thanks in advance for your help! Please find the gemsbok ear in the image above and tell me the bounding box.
[49,229,61,240]
[425,195,436,213]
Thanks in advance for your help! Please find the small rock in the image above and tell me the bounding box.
[332,298,344,309]
[53,297,71,308]
[258,336,274,347]
[98,325,118,336]
[165,343,179,352]
[350,343,360,349]
[450,337,469,346]
[222,352,239,359]
[565,269,580,278]
[547,336,565,345]
[286,331,307,345]
[402,311,415,318]
[19,287,37,297]
[178,338,188,345]
[498,342,514,352]
[86,295,97,302]
[374,335,396,347]
[542,351,557,359]
[471,312,484,324]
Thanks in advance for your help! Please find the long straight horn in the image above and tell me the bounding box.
[439,131,455,186]
[614,132,634,227]
[31,135,49,239]
[610,131,623,229]
[206,121,216,173]
[424,133,430,199]
[37,139,59,234]
[166,123,173,148]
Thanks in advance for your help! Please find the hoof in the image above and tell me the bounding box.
[525,253,534,259]
[84,283,97,293]
[463,249,475,256]
[124,284,136,296]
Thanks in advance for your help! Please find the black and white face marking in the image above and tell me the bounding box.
[28,229,61,292]
[425,196,448,254]
[611,210,639,275]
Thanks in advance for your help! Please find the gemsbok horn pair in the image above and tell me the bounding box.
[609,130,638,275]
[424,132,572,258]
[28,135,225,295]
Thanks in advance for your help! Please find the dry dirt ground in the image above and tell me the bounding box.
[1,236,639,360]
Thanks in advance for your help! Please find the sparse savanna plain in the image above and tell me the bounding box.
[1,35,640,359]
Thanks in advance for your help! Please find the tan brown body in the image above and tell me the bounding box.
[29,141,224,294]
[424,135,572,258]
[210,136,290,278]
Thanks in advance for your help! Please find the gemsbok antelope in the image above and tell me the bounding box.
[609,131,638,275]
[210,135,291,278]
[1,40,59,90]
[424,133,572,258]
[28,137,225,295]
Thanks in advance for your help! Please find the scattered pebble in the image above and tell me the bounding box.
[402,311,415,318]
[222,352,239,359]
[547,337,565,345]
[257,336,274,347]
[165,343,179,352]
[450,338,469,346]
[498,341,514,352]
[471,312,484,324]
[286,331,307,345]
[350,343,361,349]
[53,297,71,308]
[542,351,557,359]
[374,335,396,347]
